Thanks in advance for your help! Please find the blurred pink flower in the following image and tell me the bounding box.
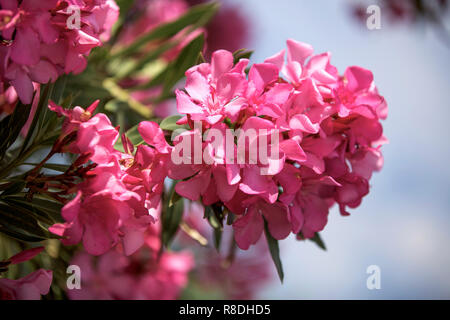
[0,247,52,300]
[68,223,194,300]
[0,269,53,300]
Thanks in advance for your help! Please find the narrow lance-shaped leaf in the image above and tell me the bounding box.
[0,181,26,197]
[232,48,254,64]
[111,2,218,58]
[3,194,63,223]
[162,33,205,95]
[204,206,224,251]
[159,115,188,131]
[213,227,222,251]
[0,98,33,160]
[309,232,327,251]
[263,218,284,282]
[22,162,71,173]
[0,202,57,242]
[20,83,53,156]
[298,231,327,251]
[161,184,184,248]
[102,78,153,118]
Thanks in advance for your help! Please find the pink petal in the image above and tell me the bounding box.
[344,66,373,92]
[212,166,238,202]
[260,201,291,240]
[8,247,44,265]
[29,60,59,84]
[286,39,313,64]
[289,114,320,133]
[211,49,233,80]
[10,68,34,104]
[175,89,203,114]
[185,70,210,102]
[248,63,279,93]
[280,139,307,162]
[264,49,285,70]
[216,73,246,102]
[138,121,170,153]
[10,27,40,66]
[233,207,264,250]
[175,170,211,201]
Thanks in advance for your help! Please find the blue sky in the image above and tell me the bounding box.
[225,0,450,299]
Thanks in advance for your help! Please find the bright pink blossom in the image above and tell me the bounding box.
[176,49,248,125]
[171,40,387,249]
[49,104,172,256]
[0,0,119,104]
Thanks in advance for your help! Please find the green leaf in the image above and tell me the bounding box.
[162,196,184,248]
[263,218,284,282]
[0,98,33,160]
[0,181,26,197]
[133,66,167,90]
[2,194,63,224]
[204,206,224,251]
[309,232,327,251]
[226,211,235,225]
[103,78,153,118]
[22,163,70,172]
[50,74,68,105]
[116,41,177,79]
[20,84,54,156]
[159,115,188,131]
[169,189,182,207]
[114,124,144,152]
[297,231,327,251]
[204,206,223,229]
[160,182,185,248]
[213,227,222,251]
[232,48,254,63]
[0,226,47,242]
[162,33,205,95]
[115,0,135,19]
[1,199,54,226]
[0,202,56,242]
[111,2,218,58]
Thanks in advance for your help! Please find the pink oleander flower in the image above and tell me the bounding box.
[0,269,53,300]
[68,223,194,300]
[170,39,387,250]
[0,0,119,104]
[0,247,52,300]
[49,103,173,256]
[176,49,248,125]
[49,99,119,162]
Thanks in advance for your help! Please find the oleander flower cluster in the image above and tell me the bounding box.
[48,100,171,256]
[0,0,119,104]
[172,39,387,249]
